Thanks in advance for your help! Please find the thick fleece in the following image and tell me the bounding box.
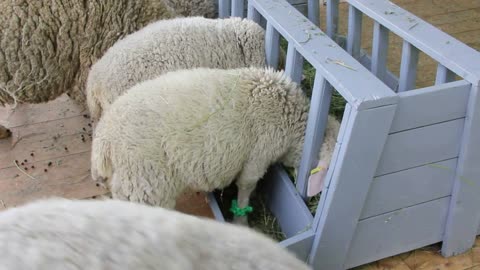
[91,67,340,224]
[0,198,312,270]
[86,17,266,123]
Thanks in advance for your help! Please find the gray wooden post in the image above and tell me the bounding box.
[309,104,397,269]
[442,83,480,256]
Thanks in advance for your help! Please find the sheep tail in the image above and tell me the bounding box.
[90,137,113,187]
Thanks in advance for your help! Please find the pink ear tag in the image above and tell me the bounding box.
[307,160,328,197]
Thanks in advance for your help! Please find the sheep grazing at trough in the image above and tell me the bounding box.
[86,16,266,124]
[0,0,216,139]
[91,67,341,225]
[0,198,312,270]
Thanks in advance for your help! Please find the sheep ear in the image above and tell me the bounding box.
[307,160,327,197]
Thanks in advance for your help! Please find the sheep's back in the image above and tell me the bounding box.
[0,198,311,270]
[95,68,255,190]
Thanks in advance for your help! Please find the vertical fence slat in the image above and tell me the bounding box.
[265,22,280,69]
[247,2,261,24]
[326,0,340,39]
[308,0,320,27]
[295,73,333,199]
[398,40,419,92]
[371,22,389,81]
[435,64,456,85]
[442,83,480,256]
[231,0,245,18]
[309,104,397,269]
[347,5,363,59]
[218,0,231,18]
[285,44,305,84]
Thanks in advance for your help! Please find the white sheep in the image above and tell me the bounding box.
[91,67,340,224]
[0,198,312,270]
[0,0,216,139]
[86,16,266,123]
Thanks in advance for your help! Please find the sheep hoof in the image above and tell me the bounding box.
[0,127,11,139]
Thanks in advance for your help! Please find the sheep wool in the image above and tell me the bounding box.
[164,0,217,18]
[86,16,266,123]
[91,67,340,224]
[0,0,183,107]
[0,198,312,270]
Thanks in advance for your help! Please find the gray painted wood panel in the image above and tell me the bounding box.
[442,84,480,256]
[361,158,457,219]
[358,51,399,91]
[375,118,465,176]
[248,0,398,110]
[263,164,313,238]
[348,0,480,84]
[435,64,456,85]
[347,5,363,59]
[295,74,332,198]
[390,80,470,133]
[207,192,226,222]
[280,230,315,261]
[345,197,451,269]
[371,22,389,83]
[326,0,340,38]
[285,45,305,84]
[398,41,420,92]
[309,105,397,269]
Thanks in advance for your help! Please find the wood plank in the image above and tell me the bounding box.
[249,0,398,110]
[398,41,420,92]
[0,115,92,169]
[371,22,390,82]
[295,74,332,198]
[347,5,363,59]
[376,118,465,176]
[442,84,480,256]
[390,80,470,133]
[361,158,457,219]
[309,105,397,269]
[345,197,451,269]
[231,0,245,17]
[435,64,457,85]
[0,151,105,208]
[265,22,280,69]
[349,0,480,84]
[285,45,305,84]
[280,230,315,261]
[264,164,313,238]
[307,0,319,26]
[0,94,87,128]
[326,0,340,38]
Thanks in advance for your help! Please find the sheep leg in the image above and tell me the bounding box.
[232,183,256,225]
[232,160,269,225]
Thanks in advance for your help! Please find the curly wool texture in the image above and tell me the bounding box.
[0,198,311,270]
[164,0,216,18]
[91,67,340,208]
[0,0,218,106]
[86,17,266,122]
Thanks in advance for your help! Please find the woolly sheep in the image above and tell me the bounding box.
[0,0,215,139]
[86,16,266,123]
[164,0,217,18]
[0,198,312,270]
[91,67,341,224]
